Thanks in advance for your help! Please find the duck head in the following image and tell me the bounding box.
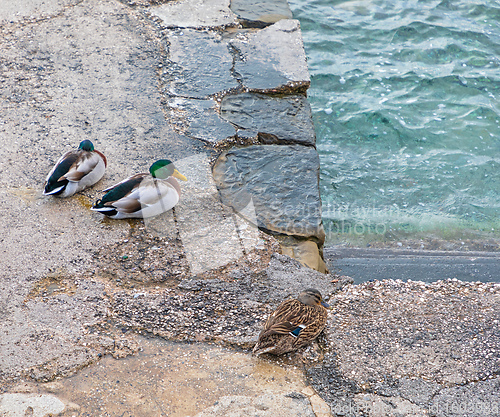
[298,288,330,308]
[79,140,95,152]
[150,159,187,181]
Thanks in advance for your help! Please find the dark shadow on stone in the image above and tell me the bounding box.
[306,359,362,416]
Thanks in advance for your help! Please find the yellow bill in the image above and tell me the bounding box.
[173,169,187,181]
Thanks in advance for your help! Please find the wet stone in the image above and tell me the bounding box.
[162,29,238,99]
[150,0,238,29]
[220,92,315,146]
[231,19,310,92]
[213,145,325,242]
[169,97,236,144]
[230,0,293,28]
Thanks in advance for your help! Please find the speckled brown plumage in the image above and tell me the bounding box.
[253,289,329,356]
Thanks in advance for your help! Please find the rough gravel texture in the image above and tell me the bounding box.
[308,279,500,416]
[110,253,347,349]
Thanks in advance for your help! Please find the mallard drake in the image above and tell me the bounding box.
[253,288,329,356]
[43,140,107,197]
[91,159,187,219]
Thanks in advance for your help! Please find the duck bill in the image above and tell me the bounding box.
[173,169,187,181]
[321,301,330,308]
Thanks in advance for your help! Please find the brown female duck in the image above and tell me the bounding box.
[253,288,330,356]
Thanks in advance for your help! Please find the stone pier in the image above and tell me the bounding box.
[1,0,499,416]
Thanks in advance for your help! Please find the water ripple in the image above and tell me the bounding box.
[290,0,500,243]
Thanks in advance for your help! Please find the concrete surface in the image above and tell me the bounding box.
[309,278,500,416]
[325,247,500,283]
[1,1,499,416]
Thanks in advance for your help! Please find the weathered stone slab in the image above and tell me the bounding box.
[162,29,238,98]
[231,20,310,92]
[213,145,325,242]
[230,0,293,28]
[0,393,66,417]
[168,97,236,144]
[192,392,315,417]
[220,92,315,145]
[150,0,238,29]
[0,0,185,381]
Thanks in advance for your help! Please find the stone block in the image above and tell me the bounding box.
[150,0,238,29]
[220,92,315,145]
[213,144,325,242]
[162,29,238,98]
[168,97,236,144]
[0,393,66,417]
[230,0,293,28]
[231,19,310,92]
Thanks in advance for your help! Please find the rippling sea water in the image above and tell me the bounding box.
[289,0,500,248]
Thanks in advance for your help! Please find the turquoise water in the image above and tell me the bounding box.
[289,0,500,247]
